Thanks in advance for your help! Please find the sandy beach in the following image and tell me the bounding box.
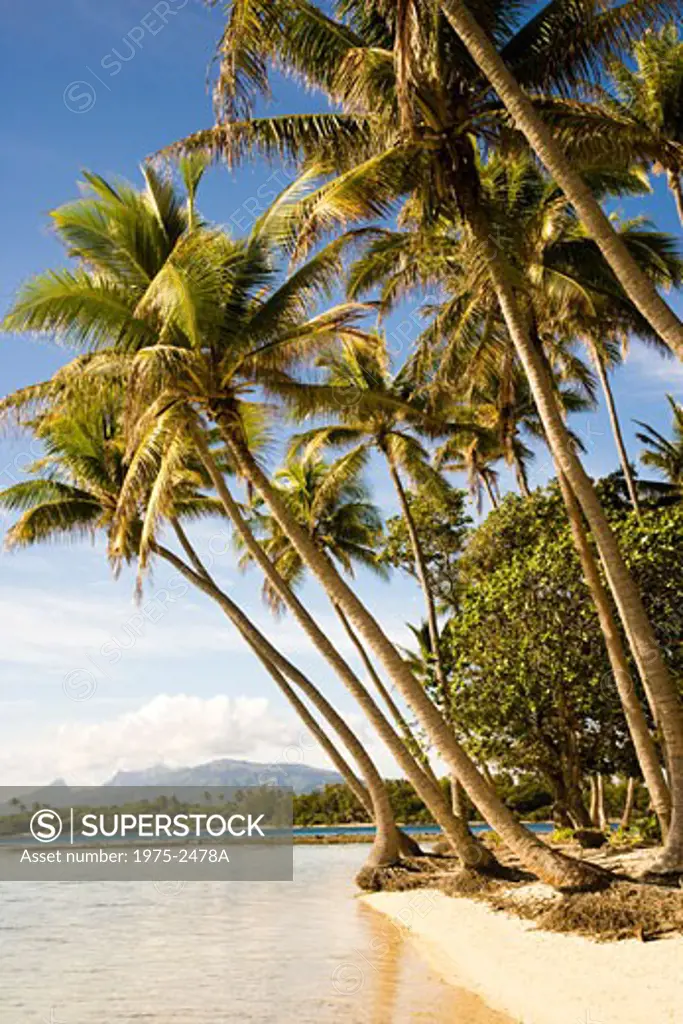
[362,886,683,1024]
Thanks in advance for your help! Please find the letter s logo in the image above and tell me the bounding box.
[29,809,63,843]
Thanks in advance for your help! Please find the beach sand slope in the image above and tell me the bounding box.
[362,888,683,1024]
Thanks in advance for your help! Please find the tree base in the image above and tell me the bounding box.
[355,861,406,892]
[551,853,613,893]
[645,847,683,881]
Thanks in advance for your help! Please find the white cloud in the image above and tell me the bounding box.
[0,692,312,787]
[624,346,683,395]
[0,576,417,686]
[0,585,316,674]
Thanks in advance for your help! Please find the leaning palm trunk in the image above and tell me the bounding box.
[587,341,642,517]
[170,535,421,860]
[170,521,376,816]
[555,472,671,836]
[439,0,683,361]
[221,432,606,889]
[169,520,421,857]
[191,425,495,870]
[153,538,402,867]
[334,602,442,791]
[467,210,683,874]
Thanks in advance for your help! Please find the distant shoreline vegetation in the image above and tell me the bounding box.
[0,775,643,840]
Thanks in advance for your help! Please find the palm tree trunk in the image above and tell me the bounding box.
[621,777,637,831]
[384,453,474,822]
[439,0,683,360]
[386,455,457,702]
[588,341,642,518]
[154,536,402,868]
[451,776,469,819]
[334,602,442,791]
[191,423,496,870]
[589,775,599,828]
[667,171,683,227]
[466,210,683,874]
[596,774,609,832]
[220,430,606,889]
[385,455,447,690]
[554,472,671,835]
[169,525,422,857]
[513,453,531,498]
[483,472,499,509]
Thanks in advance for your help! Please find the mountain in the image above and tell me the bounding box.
[0,761,343,816]
[104,758,342,794]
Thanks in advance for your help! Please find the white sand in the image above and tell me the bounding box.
[362,888,683,1024]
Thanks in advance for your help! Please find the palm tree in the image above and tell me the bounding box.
[611,24,683,223]
[636,395,683,492]
[437,427,503,513]
[538,207,683,520]
[558,25,683,225]
[282,340,494,815]
[0,383,407,869]
[244,454,387,610]
[285,339,461,695]
[434,363,555,505]
[350,153,682,515]
[434,0,683,358]
[2,167,603,887]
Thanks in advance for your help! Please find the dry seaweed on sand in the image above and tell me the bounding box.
[356,853,457,892]
[359,844,683,942]
[534,881,683,942]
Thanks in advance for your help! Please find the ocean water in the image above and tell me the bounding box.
[293,822,554,837]
[0,843,511,1023]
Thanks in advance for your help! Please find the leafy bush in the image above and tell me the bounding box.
[549,827,575,844]
[611,814,662,847]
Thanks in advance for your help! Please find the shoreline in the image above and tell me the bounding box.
[361,885,683,1024]
[291,821,552,844]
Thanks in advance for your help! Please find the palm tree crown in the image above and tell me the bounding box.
[243,452,387,609]
[569,24,683,224]
[636,394,683,491]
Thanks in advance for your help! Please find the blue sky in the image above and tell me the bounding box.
[1,0,682,786]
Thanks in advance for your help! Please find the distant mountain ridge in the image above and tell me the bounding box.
[104,757,342,794]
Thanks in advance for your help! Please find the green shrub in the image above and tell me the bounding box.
[549,827,575,844]
[611,814,661,847]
